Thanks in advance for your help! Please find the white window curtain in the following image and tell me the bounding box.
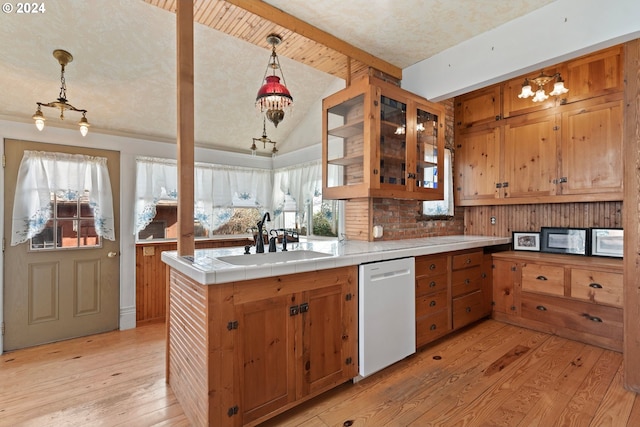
[134,157,273,234]
[423,148,454,216]
[272,161,322,218]
[11,150,115,246]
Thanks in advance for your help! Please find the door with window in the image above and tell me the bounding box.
[3,139,120,350]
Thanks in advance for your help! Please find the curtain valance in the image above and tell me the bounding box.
[11,150,115,245]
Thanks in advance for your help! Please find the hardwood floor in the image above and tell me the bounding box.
[2,319,640,426]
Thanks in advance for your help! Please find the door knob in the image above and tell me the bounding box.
[107,251,118,258]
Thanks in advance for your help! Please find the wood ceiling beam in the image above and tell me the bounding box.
[225,0,402,81]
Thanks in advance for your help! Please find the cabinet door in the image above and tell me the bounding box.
[492,259,518,315]
[455,84,501,132]
[503,111,558,198]
[300,283,357,396]
[563,45,623,104]
[559,97,623,196]
[236,294,296,424]
[409,102,445,198]
[455,127,501,203]
[379,94,408,190]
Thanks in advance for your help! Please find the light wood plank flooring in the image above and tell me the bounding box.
[2,320,639,426]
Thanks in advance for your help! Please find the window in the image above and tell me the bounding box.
[30,190,101,250]
[423,148,453,217]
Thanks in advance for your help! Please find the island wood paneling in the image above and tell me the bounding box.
[463,201,623,236]
[136,238,251,324]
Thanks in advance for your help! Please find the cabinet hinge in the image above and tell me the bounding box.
[495,115,502,121]
[1,321,4,335]
[227,405,239,417]
[2,237,5,253]
[227,321,238,331]
[2,154,5,168]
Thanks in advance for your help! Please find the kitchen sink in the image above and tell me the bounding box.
[217,250,333,266]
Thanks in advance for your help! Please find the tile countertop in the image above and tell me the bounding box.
[160,235,511,285]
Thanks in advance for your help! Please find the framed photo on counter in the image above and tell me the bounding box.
[590,228,623,258]
[541,227,589,255]
[512,231,540,251]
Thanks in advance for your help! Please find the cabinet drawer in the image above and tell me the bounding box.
[452,251,483,270]
[416,290,448,318]
[416,273,447,297]
[453,290,486,329]
[416,310,451,347]
[416,255,448,277]
[451,266,482,297]
[571,269,623,307]
[521,292,622,341]
[521,263,565,296]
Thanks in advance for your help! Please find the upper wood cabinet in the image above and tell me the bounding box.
[454,84,501,132]
[322,75,445,201]
[563,45,623,104]
[455,44,624,206]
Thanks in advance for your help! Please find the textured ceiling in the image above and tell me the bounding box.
[0,0,554,155]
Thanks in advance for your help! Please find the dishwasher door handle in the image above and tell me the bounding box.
[370,268,412,282]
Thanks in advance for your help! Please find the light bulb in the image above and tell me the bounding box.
[35,118,45,131]
[79,124,89,137]
[549,81,569,96]
[532,89,548,103]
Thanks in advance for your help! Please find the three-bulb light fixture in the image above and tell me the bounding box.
[32,49,90,136]
[251,118,278,157]
[517,71,569,102]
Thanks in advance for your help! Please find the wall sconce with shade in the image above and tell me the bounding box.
[518,71,568,103]
[251,118,278,157]
[32,49,90,136]
[255,34,293,128]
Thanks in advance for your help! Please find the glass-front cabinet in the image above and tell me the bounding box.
[323,76,445,200]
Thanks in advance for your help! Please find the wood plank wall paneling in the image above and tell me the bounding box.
[136,238,251,324]
[344,198,372,240]
[167,268,209,427]
[463,202,623,236]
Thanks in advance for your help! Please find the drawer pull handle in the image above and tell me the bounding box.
[465,307,472,313]
[589,283,603,289]
[590,316,603,323]
[429,281,437,288]
[430,300,437,307]
[536,275,548,281]
[464,279,470,284]
[536,305,547,311]
[430,324,437,331]
[465,258,471,264]
[429,264,437,270]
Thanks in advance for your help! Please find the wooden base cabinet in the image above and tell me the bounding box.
[166,266,358,427]
[415,249,493,347]
[492,251,623,351]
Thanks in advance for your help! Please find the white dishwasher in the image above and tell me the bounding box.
[358,257,416,379]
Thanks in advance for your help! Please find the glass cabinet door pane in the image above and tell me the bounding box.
[326,94,365,188]
[380,96,407,186]
[416,108,439,189]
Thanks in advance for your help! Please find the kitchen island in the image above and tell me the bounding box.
[161,235,510,426]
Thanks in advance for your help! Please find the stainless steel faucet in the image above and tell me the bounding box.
[255,212,271,253]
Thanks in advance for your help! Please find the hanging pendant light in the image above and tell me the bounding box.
[32,49,90,136]
[251,117,278,157]
[255,34,293,128]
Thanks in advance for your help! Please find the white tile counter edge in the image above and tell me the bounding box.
[160,235,511,285]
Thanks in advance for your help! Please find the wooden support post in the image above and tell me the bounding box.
[176,0,195,257]
[623,38,640,391]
